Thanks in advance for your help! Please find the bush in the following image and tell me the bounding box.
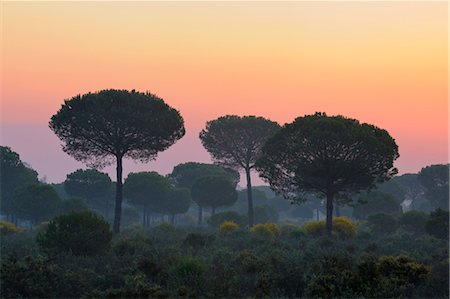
[208,211,247,228]
[168,256,207,293]
[219,221,239,233]
[0,221,23,235]
[36,211,112,256]
[367,213,398,234]
[425,208,449,239]
[302,217,357,238]
[399,210,429,234]
[250,223,281,238]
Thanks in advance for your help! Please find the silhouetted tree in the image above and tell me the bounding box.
[123,172,172,228]
[64,169,113,217]
[169,162,239,225]
[58,197,88,214]
[256,113,399,236]
[49,89,185,233]
[163,188,191,224]
[13,184,61,225]
[0,146,39,222]
[418,164,449,210]
[199,115,280,226]
[191,176,238,224]
[352,191,402,219]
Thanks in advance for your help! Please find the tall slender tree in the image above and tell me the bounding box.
[49,89,185,233]
[199,116,279,226]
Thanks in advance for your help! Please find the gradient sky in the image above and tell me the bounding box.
[1,1,448,186]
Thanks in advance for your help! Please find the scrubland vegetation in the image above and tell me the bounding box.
[1,89,448,298]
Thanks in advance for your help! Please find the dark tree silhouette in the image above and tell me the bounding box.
[256,112,399,236]
[169,162,239,225]
[191,176,238,223]
[0,146,39,222]
[352,191,402,219]
[64,169,113,218]
[418,164,449,210]
[163,188,191,225]
[13,184,61,225]
[199,115,280,226]
[49,89,185,233]
[123,172,172,228]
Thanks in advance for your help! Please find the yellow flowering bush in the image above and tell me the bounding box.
[219,220,239,233]
[302,217,357,239]
[0,220,23,235]
[250,223,281,238]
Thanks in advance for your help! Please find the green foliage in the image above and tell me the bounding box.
[191,176,238,212]
[399,210,429,234]
[418,164,449,210]
[0,220,23,235]
[250,223,281,238]
[353,191,402,219]
[256,112,399,235]
[367,213,398,234]
[49,89,185,233]
[124,171,172,210]
[37,211,112,256]
[425,208,449,239]
[14,183,61,224]
[208,211,247,227]
[183,233,216,248]
[0,146,39,216]
[58,197,88,214]
[64,168,112,202]
[168,256,207,293]
[169,162,240,189]
[254,205,279,224]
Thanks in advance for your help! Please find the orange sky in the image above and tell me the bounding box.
[1,1,448,185]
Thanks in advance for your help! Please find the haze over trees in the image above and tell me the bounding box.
[64,169,113,218]
[256,112,399,236]
[49,89,185,233]
[200,115,280,227]
[0,146,39,222]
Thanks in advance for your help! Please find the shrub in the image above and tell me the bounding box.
[168,256,207,293]
[250,223,281,238]
[36,211,112,256]
[0,221,23,235]
[219,221,239,233]
[425,208,449,239]
[399,210,429,234]
[367,213,398,234]
[303,217,357,238]
[208,211,247,228]
[183,233,215,248]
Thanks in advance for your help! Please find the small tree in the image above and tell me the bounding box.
[163,188,191,225]
[418,164,449,210]
[123,172,172,228]
[352,191,402,219]
[0,146,39,221]
[37,211,112,256]
[13,184,61,225]
[256,113,399,236]
[199,115,280,226]
[169,162,239,225]
[191,176,238,224]
[49,89,185,233]
[64,169,113,217]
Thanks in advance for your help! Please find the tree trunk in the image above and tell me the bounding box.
[316,208,320,221]
[105,197,109,221]
[326,191,334,236]
[245,166,254,227]
[211,206,216,215]
[143,205,146,228]
[171,213,175,225]
[198,205,203,226]
[113,155,123,234]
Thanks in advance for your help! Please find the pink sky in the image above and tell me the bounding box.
[1,1,448,186]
